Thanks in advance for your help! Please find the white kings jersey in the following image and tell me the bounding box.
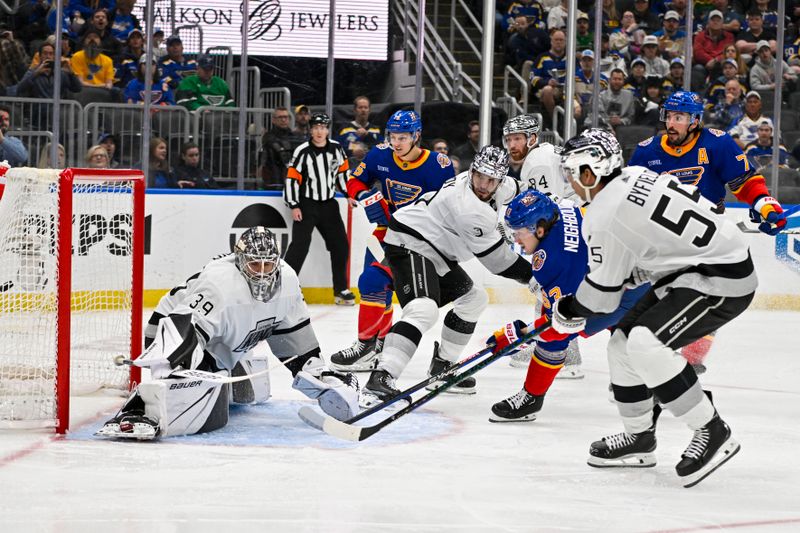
[146,255,319,371]
[520,142,577,203]
[574,166,758,314]
[384,172,524,276]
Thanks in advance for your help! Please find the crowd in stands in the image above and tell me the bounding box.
[499,0,800,169]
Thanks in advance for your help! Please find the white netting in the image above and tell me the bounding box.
[0,168,138,428]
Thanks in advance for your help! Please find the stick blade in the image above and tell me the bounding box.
[298,406,364,442]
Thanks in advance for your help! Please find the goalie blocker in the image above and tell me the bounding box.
[96,227,359,440]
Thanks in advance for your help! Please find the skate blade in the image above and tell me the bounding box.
[587,452,657,468]
[680,438,741,488]
[94,429,157,441]
[488,413,537,423]
[556,367,585,379]
[329,359,377,373]
[425,382,476,394]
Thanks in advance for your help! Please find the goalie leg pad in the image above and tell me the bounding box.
[293,370,360,421]
[230,356,271,404]
[138,375,230,438]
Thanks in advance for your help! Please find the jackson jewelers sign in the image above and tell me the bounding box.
[136,0,388,60]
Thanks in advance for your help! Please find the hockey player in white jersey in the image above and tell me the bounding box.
[552,129,755,488]
[501,114,582,376]
[96,226,358,440]
[361,146,533,404]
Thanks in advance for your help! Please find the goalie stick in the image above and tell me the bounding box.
[298,320,552,441]
[113,355,298,384]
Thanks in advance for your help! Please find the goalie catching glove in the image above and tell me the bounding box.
[292,358,360,421]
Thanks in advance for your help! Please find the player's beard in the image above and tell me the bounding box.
[666,127,689,147]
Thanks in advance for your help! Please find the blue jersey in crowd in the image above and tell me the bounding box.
[346,144,454,213]
[628,127,751,207]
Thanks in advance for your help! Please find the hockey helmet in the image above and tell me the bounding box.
[469,145,509,201]
[502,114,540,149]
[660,91,704,123]
[385,110,422,141]
[504,189,560,235]
[309,113,331,128]
[561,128,623,201]
[234,226,281,302]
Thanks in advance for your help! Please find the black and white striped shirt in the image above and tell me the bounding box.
[284,140,349,208]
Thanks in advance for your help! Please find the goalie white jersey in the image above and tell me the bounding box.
[575,166,758,314]
[519,142,577,203]
[384,172,523,276]
[147,255,319,371]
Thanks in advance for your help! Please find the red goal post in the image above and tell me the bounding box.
[0,167,145,433]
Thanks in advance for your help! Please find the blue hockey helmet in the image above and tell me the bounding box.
[504,189,560,236]
[385,110,422,138]
[660,91,704,123]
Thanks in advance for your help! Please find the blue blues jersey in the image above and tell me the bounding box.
[628,128,750,207]
[159,57,198,89]
[347,144,454,213]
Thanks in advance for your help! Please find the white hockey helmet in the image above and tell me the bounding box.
[469,145,509,201]
[234,226,282,302]
[560,128,623,202]
[502,114,540,149]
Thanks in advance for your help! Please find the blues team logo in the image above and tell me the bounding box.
[667,167,704,186]
[436,153,452,168]
[531,249,546,271]
[385,179,422,206]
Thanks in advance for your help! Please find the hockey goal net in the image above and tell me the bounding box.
[0,167,144,433]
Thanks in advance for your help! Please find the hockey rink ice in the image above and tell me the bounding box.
[1,304,798,533]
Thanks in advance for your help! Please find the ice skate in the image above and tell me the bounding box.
[587,428,657,468]
[676,415,740,488]
[360,369,400,408]
[334,289,356,306]
[95,413,160,441]
[508,343,534,368]
[555,339,584,379]
[489,388,544,422]
[425,342,476,394]
[330,336,378,372]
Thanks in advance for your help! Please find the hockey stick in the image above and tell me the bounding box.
[298,320,552,441]
[737,204,800,234]
[113,355,299,384]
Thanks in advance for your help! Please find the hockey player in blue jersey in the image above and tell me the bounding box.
[486,190,649,422]
[628,90,786,368]
[329,110,454,371]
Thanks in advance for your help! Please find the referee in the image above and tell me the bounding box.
[284,113,356,305]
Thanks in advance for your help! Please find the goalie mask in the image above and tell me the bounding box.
[560,128,623,202]
[235,226,281,302]
[469,145,509,202]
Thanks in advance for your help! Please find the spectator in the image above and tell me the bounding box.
[85,144,110,168]
[575,12,593,54]
[116,27,144,88]
[692,10,735,90]
[152,27,166,59]
[453,120,481,169]
[80,8,120,58]
[610,11,644,58]
[705,0,743,35]
[506,15,550,72]
[174,142,219,189]
[750,40,798,92]
[653,10,686,60]
[728,90,769,148]
[283,113,354,305]
[124,55,175,105]
[70,28,114,89]
[631,0,661,35]
[260,107,302,188]
[293,105,311,139]
[530,29,567,121]
[17,41,82,99]
[723,44,749,80]
[176,54,234,111]
[547,0,567,30]
[72,0,115,21]
[624,57,648,97]
[574,50,608,111]
[598,0,622,35]
[37,143,65,169]
[98,133,119,168]
[0,105,29,167]
[337,96,383,160]
[662,57,686,96]
[634,76,665,128]
[589,68,636,132]
[109,0,141,42]
[752,0,779,32]
[0,31,30,96]
[735,10,776,59]
[640,35,670,78]
[503,0,545,32]
[158,35,197,90]
[143,137,177,188]
[705,58,748,110]
[30,33,74,68]
[47,1,82,42]
[598,34,627,79]
[744,118,791,169]
[431,138,450,154]
[708,78,746,129]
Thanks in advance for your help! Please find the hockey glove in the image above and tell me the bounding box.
[487,320,526,354]
[531,314,570,343]
[357,190,390,225]
[624,267,650,289]
[551,296,587,335]
[750,196,786,236]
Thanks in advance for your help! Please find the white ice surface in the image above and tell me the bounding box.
[1,305,798,533]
